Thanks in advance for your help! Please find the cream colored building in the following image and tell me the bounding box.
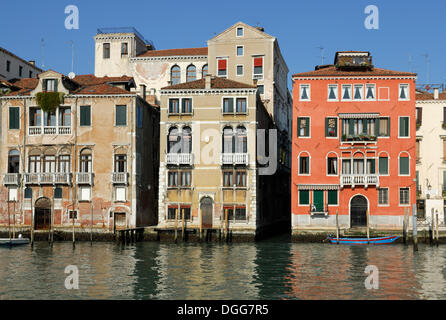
[0,70,159,234]
[415,88,446,223]
[0,46,43,81]
[156,75,287,238]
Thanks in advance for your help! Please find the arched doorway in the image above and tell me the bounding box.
[200,197,213,228]
[350,195,368,227]
[35,197,51,230]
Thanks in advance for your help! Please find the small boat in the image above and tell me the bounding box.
[0,235,30,247]
[327,235,400,245]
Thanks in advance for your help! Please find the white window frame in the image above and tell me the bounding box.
[327,84,338,101]
[298,190,310,207]
[326,154,339,176]
[216,57,228,78]
[236,64,244,77]
[297,116,311,138]
[353,84,364,101]
[221,96,248,115]
[399,83,410,101]
[299,84,311,102]
[115,186,126,202]
[365,83,376,101]
[236,27,244,37]
[326,116,339,139]
[298,152,311,176]
[252,55,264,80]
[399,187,410,207]
[79,186,91,202]
[341,84,352,101]
[378,187,390,207]
[236,45,244,57]
[398,153,411,176]
[398,116,410,139]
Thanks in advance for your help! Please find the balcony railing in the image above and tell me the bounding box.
[111,172,128,184]
[24,173,72,185]
[341,135,377,143]
[76,172,94,185]
[28,126,71,135]
[309,204,329,216]
[166,153,194,166]
[340,174,379,188]
[221,153,249,166]
[3,173,20,185]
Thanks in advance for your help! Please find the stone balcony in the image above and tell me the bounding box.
[28,126,72,136]
[111,172,128,185]
[76,172,94,185]
[166,153,194,166]
[24,173,72,185]
[3,173,20,185]
[340,174,379,189]
[221,153,249,166]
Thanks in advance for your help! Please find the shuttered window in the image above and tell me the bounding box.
[325,117,337,137]
[379,157,388,175]
[299,190,309,205]
[399,156,409,175]
[328,190,338,205]
[443,171,446,191]
[399,117,409,137]
[9,107,19,129]
[80,106,91,126]
[297,117,310,137]
[443,140,446,161]
[115,105,127,126]
[416,140,420,161]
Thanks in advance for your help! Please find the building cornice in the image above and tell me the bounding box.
[161,88,257,95]
[131,55,207,62]
[292,76,417,81]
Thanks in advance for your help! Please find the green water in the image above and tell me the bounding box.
[1,237,445,299]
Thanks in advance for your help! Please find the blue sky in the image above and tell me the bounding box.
[1,0,445,86]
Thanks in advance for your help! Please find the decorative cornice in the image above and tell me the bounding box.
[292,76,417,81]
[161,89,257,95]
[131,55,207,62]
[296,184,340,190]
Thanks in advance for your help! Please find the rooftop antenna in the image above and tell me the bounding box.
[408,54,412,73]
[421,53,430,83]
[41,38,45,69]
[68,40,75,75]
[316,46,325,65]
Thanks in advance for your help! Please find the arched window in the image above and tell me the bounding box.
[171,65,181,85]
[43,148,56,173]
[186,65,196,82]
[222,127,234,154]
[326,152,338,175]
[182,127,192,153]
[298,152,310,175]
[80,148,92,173]
[235,126,247,153]
[58,148,70,173]
[168,127,181,153]
[202,64,208,78]
[8,150,20,173]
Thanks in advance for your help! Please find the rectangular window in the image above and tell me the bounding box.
[378,188,389,205]
[217,58,227,77]
[236,171,247,187]
[136,105,143,128]
[299,156,309,174]
[365,84,376,100]
[167,207,177,220]
[253,57,263,78]
[180,171,191,187]
[59,107,71,127]
[297,117,310,137]
[236,46,243,56]
[121,42,128,56]
[8,188,18,202]
[236,98,247,113]
[9,107,20,129]
[366,159,376,174]
[43,79,57,92]
[399,117,409,137]
[342,159,351,174]
[257,85,264,94]
[115,105,127,126]
[29,71,33,78]
[19,66,23,77]
[114,155,127,173]
[327,190,338,205]
[328,85,338,101]
[399,156,409,175]
[169,99,180,114]
[223,171,233,187]
[80,106,91,126]
[327,157,337,175]
[80,187,91,201]
[178,206,191,220]
[103,43,110,59]
[416,140,420,162]
[379,157,389,175]
[59,155,70,173]
[299,190,310,205]
[54,187,62,199]
[416,107,422,126]
[353,159,364,174]
[236,65,243,76]
[300,84,310,101]
[168,171,178,187]
[6,60,10,72]
[399,188,410,205]
[325,117,337,137]
[399,84,409,100]
[223,98,234,113]
[29,156,41,173]
[181,98,192,114]
[235,207,246,220]
[341,85,352,100]
[115,187,126,202]
[353,84,364,100]
[236,27,243,37]
[378,117,390,137]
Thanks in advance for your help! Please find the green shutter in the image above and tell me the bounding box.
[54,79,58,92]
[42,79,47,92]
[80,106,91,126]
[400,157,409,175]
[387,118,391,136]
[375,118,380,136]
[305,118,310,136]
[328,190,338,205]
[9,107,19,129]
[116,105,127,126]
[228,98,234,112]
[400,117,408,137]
[379,157,388,175]
[443,171,446,190]
[299,190,309,205]
[325,118,329,137]
[349,119,354,135]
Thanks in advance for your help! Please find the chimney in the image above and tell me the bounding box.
[150,88,156,95]
[167,80,172,86]
[434,88,439,100]
[140,84,146,100]
[205,74,212,89]
[29,60,35,66]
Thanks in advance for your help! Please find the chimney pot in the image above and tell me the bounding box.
[205,74,212,89]
[29,60,35,66]
[434,88,439,100]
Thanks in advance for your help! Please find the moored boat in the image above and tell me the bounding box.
[327,235,400,245]
[0,237,30,246]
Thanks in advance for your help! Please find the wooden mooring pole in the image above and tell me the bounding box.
[403,208,408,245]
[436,212,439,247]
[199,208,203,241]
[174,208,178,242]
[413,204,418,252]
[336,209,339,244]
[430,214,434,246]
[181,209,185,242]
[366,210,370,244]
[224,208,229,242]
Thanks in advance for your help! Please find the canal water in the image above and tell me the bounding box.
[1,236,446,300]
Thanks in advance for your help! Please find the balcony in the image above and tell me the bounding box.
[340,174,379,189]
[76,172,94,185]
[3,173,20,185]
[28,126,71,136]
[221,153,249,166]
[341,134,377,145]
[166,153,194,166]
[309,204,329,217]
[24,173,72,185]
[111,172,128,185]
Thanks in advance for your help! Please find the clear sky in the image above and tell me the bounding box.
[1,0,445,86]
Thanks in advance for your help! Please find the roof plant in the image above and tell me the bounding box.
[35,92,64,112]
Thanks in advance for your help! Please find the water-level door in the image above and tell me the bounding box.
[350,195,368,227]
[200,197,213,228]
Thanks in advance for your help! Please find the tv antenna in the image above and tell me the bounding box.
[408,54,412,73]
[421,53,430,83]
[316,46,325,65]
[67,40,75,78]
[41,38,45,69]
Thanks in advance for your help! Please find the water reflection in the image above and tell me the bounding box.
[1,241,446,299]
